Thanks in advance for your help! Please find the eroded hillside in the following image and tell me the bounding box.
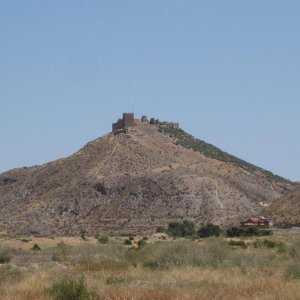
[270,184,300,227]
[0,122,293,236]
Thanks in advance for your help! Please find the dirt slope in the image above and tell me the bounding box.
[270,184,300,227]
[0,122,293,236]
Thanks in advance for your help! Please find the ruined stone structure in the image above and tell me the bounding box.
[141,116,148,122]
[112,113,179,134]
[159,121,180,128]
[112,113,135,132]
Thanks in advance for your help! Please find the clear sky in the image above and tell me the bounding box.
[0,1,299,181]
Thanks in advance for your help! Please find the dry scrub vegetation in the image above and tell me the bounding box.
[0,234,300,300]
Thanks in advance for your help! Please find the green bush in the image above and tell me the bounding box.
[46,277,90,300]
[97,235,109,244]
[137,239,147,248]
[156,226,166,233]
[290,271,300,280]
[258,229,273,236]
[0,248,11,264]
[253,239,282,249]
[226,226,272,237]
[124,239,132,246]
[285,263,300,280]
[197,224,221,238]
[226,226,242,237]
[167,220,195,237]
[31,243,41,251]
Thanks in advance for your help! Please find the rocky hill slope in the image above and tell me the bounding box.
[270,184,300,227]
[0,122,293,236]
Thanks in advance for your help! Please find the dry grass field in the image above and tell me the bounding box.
[0,232,300,300]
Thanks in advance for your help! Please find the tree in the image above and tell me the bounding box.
[197,224,221,238]
[167,220,195,237]
[226,226,272,237]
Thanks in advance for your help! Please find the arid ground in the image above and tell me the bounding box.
[0,230,300,300]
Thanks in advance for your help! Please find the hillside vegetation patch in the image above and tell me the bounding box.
[160,126,290,184]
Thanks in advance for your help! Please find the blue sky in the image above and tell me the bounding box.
[0,1,299,181]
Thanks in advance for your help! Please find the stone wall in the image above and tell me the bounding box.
[112,113,179,132]
[112,113,135,132]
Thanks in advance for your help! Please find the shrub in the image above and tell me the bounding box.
[143,260,162,270]
[0,248,11,264]
[31,243,41,251]
[97,235,109,244]
[226,226,272,237]
[167,220,195,237]
[253,239,281,249]
[137,239,147,248]
[228,240,247,249]
[156,226,166,233]
[124,239,132,245]
[226,226,243,237]
[80,228,87,241]
[285,263,300,280]
[46,277,90,300]
[129,236,135,241]
[290,271,300,280]
[258,229,273,236]
[19,238,31,243]
[52,242,71,262]
[106,276,125,285]
[197,224,221,238]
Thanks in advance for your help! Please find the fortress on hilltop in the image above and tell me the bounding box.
[112,113,179,134]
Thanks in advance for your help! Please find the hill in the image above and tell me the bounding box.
[0,117,293,236]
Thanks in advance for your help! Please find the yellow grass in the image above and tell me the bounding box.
[0,236,96,251]
[1,266,300,300]
[0,234,299,299]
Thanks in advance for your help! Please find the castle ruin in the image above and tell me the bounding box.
[112,113,135,133]
[112,113,179,134]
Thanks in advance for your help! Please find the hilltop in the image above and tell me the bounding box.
[0,114,294,236]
